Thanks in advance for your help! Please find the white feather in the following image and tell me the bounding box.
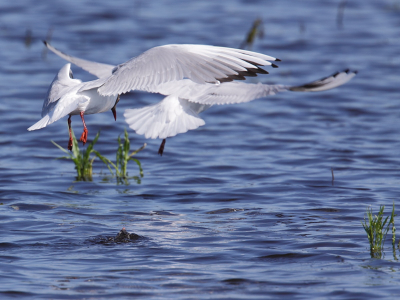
[27,115,51,131]
[123,95,206,139]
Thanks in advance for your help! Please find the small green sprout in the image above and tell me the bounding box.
[362,203,396,258]
[52,128,145,183]
[93,129,146,183]
[52,129,99,181]
[240,18,264,50]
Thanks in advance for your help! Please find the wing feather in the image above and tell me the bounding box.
[289,70,357,92]
[99,44,278,95]
[28,93,83,131]
[187,82,288,105]
[123,95,206,139]
[174,70,358,105]
[44,41,116,79]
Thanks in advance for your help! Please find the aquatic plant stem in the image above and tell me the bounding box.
[362,203,397,259]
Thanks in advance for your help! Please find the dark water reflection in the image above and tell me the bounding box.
[1,0,400,299]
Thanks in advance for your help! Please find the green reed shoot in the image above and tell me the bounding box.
[240,18,264,50]
[52,129,99,181]
[362,203,396,258]
[93,129,146,180]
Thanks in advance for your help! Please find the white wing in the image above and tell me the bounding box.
[78,77,109,92]
[154,80,287,105]
[288,69,357,92]
[28,95,83,131]
[41,63,82,116]
[44,41,116,79]
[123,95,207,139]
[158,69,357,105]
[189,82,288,105]
[99,44,279,96]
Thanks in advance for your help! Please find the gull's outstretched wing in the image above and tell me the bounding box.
[123,95,207,139]
[44,41,116,79]
[288,69,357,92]
[170,69,357,105]
[98,44,280,96]
[122,70,356,140]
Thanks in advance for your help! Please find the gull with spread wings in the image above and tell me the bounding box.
[29,42,279,151]
[29,42,356,154]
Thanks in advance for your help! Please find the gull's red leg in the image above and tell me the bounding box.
[67,115,73,151]
[79,112,88,145]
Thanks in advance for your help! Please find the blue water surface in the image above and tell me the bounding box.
[1,0,400,299]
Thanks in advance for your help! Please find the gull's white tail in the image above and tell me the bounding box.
[124,95,206,139]
[28,115,51,131]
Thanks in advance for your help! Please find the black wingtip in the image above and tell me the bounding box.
[255,67,269,75]
[275,58,282,62]
[271,63,279,68]
[354,70,358,74]
[43,40,48,46]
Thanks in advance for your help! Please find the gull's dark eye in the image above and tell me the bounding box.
[69,69,73,79]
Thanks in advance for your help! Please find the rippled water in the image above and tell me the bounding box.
[1,0,400,299]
